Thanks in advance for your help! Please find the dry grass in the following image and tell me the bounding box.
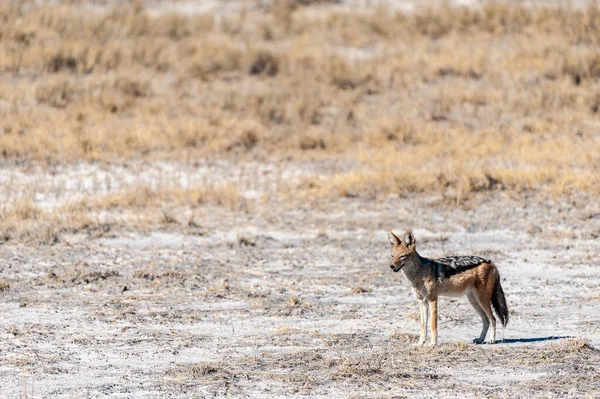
[163,332,600,396]
[0,199,91,244]
[0,279,10,292]
[0,1,598,201]
[287,295,314,309]
[187,363,227,378]
[165,362,231,385]
[0,182,243,243]
[85,184,242,210]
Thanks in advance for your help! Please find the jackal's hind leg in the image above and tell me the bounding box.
[474,293,496,344]
[468,293,489,344]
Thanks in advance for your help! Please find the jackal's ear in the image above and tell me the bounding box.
[403,230,415,247]
[387,231,400,246]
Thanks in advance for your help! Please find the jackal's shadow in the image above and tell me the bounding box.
[488,336,575,344]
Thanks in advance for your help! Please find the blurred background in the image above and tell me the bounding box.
[1,1,599,240]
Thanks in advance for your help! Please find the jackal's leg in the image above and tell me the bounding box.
[468,293,488,344]
[428,299,438,346]
[474,294,496,344]
[418,298,428,345]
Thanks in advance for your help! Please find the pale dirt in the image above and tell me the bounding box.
[0,159,599,398]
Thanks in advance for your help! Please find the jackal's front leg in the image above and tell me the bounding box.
[418,298,428,345]
[429,299,438,346]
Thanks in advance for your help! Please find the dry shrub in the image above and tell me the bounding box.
[35,77,76,108]
[328,55,373,90]
[298,128,327,150]
[0,279,10,291]
[188,363,222,377]
[561,49,600,84]
[227,120,263,152]
[0,200,93,244]
[0,182,243,244]
[151,12,214,39]
[287,295,314,310]
[116,76,152,98]
[166,362,230,382]
[291,0,341,5]
[0,2,598,200]
[249,49,280,76]
[351,286,371,294]
[192,185,242,208]
[88,184,242,210]
[187,37,243,79]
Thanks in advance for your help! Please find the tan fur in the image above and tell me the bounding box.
[387,230,508,345]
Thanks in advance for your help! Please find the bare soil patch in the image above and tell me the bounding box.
[0,160,599,398]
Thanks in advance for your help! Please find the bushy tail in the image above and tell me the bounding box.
[491,275,509,327]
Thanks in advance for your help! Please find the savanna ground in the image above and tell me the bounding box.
[0,0,600,397]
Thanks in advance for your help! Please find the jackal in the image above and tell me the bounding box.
[387,230,508,345]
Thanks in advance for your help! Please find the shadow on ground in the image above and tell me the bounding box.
[494,336,575,344]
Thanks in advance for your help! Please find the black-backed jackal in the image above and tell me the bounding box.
[387,230,509,345]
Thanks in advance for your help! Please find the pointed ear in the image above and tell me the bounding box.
[387,231,400,246]
[403,230,415,247]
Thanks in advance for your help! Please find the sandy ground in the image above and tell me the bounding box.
[0,160,599,398]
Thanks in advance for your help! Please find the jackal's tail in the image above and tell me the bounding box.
[492,274,509,327]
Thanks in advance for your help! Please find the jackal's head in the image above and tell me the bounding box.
[387,230,416,272]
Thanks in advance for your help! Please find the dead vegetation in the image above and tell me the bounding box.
[169,362,230,379]
[84,184,243,211]
[0,199,91,244]
[0,1,597,202]
[163,333,600,397]
[0,182,243,243]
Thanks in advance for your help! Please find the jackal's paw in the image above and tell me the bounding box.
[486,339,496,345]
[472,338,485,344]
